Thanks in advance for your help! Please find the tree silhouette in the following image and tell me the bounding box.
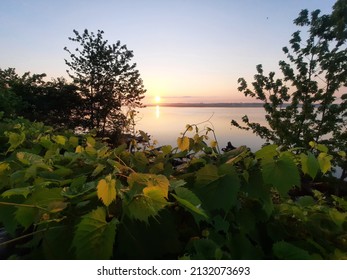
[232,0,347,179]
[64,29,146,138]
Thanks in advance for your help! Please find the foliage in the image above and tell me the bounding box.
[231,0,347,180]
[0,68,82,129]
[1,117,346,260]
[64,29,146,138]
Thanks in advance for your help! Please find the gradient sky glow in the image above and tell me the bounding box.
[0,0,336,104]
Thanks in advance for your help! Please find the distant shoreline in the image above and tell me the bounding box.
[145,102,265,108]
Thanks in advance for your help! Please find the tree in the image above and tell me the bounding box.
[0,68,82,129]
[231,0,347,179]
[64,29,146,138]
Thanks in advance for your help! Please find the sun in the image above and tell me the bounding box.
[155,96,161,103]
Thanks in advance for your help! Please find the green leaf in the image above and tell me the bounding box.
[300,152,320,179]
[171,187,208,218]
[262,155,300,197]
[97,176,117,207]
[177,136,190,151]
[329,209,347,229]
[73,207,118,259]
[69,136,79,147]
[196,166,240,212]
[255,144,278,160]
[296,196,315,207]
[15,188,64,229]
[2,187,32,198]
[92,163,105,177]
[16,152,39,165]
[195,164,219,187]
[273,241,311,260]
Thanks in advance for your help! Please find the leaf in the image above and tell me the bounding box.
[300,152,320,179]
[17,151,43,165]
[53,135,67,146]
[125,174,170,222]
[92,163,105,177]
[86,136,96,147]
[6,131,25,152]
[273,241,311,260]
[171,187,208,218]
[15,188,64,229]
[69,136,79,147]
[318,152,333,174]
[73,207,118,259]
[195,164,219,187]
[196,166,240,212]
[210,140,218,148]
[329,209,347,229]
[186,124,193,131]
[97,176,117,207]
[262,155,300,197]
[2,187,32,198]
[177,136,190,151]
[0,162,10,174]
[255,144,278,160]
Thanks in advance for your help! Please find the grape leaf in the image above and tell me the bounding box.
[92,163,105,177]
[97,176,117,207]
[2,187,32,198]
[6,131,25,152]
[262,155,300,197]
[318,152,333,174]
[171,187,208,218]
[53,135,67,146]
[273,241,311,260]
[196,168,240,212]
[301,152,320,179]
[255,144,278,160]
[195,164,219,187]
[72,207,118,259]
[177,136,190,151]
[0,162,10,174]
[15,188,64,229]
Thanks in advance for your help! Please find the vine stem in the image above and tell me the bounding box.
[0,201,47,212]
[0,225,65,247]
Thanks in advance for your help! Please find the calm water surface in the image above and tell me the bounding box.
[136,106,268,151]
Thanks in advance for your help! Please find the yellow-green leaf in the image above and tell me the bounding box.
[177,136,190,151]
[53,135,66,146]
[210,140,218,148]
[0,162,10,174]
[92,163,105,177]
[186,124,193,131]
[86,136,96,147]
[75,145,83,153]
[318,153,333,174]
[97,177,116,207]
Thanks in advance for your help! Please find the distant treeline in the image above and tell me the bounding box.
[146,102,265,107]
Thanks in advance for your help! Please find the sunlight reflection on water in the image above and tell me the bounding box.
[136,106,267,151]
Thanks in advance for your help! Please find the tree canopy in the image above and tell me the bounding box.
[64,29,146,138]
[232,0,347,179]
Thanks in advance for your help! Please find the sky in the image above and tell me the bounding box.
[0,0,337,104]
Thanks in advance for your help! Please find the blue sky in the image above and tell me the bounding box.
[0,0,336,103]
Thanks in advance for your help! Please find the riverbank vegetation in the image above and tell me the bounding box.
[0,0,346,259]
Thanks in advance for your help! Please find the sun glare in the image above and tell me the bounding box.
[155,96,161,104]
